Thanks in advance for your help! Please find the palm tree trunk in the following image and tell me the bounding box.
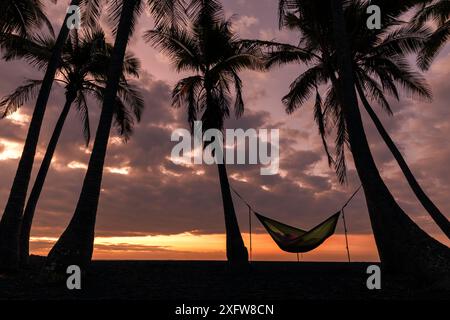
[217,162,248,264]
[19,91,77,266]
[355,81,450,239]
[0,0,79,272]
[44,0,140,273]
[203,77,248,264]
[330,0,449,279]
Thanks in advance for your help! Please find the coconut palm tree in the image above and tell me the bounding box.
[0,0,54,36]
[270,0,450,238]
[44,0,186,273]
[268,0,449,277]
[330,0,449,278]
[145,0,263,263]
[0,28,144,265]
[0,0,101,271]
[340,1,450,239]
[414,0,450,70]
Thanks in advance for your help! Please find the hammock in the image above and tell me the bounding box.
[231,185,361,261]
[254,211,341,253]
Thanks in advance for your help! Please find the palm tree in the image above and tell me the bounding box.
[0,28,144,265]
[329,0,449,277]
[268,0,449,277]
[0,0,54,36]
[414,0,450,70]
[44,0,186,273]
[0,0,100,271]
[146,0,263,263]
[274,1,450,238]
[340,1,450,239]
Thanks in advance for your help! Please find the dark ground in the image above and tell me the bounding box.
[0,256,448,300]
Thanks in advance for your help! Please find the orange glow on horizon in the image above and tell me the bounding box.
[28,232,386,262]
[29,232,449,262]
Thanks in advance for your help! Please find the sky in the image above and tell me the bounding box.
[0,0,449,262]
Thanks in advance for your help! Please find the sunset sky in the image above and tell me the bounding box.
[0,0,449,262]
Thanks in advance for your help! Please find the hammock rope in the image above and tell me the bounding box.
[342,208,351,262]
[248,205,252,262]
[341,185,362,262]
[231,185,362,262]
[231,186,254,261]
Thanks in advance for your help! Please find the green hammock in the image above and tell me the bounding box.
[254,211,341,253]
[231,185,360,259]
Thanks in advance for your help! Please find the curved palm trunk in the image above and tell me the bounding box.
[355,82,450,239]
[331,0,449,278]
[0,0,79,271]
[44,0,140,273]
[204,78,248,264]
[19,92,76,266]
[217,163,248,264]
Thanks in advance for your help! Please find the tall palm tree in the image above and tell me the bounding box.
[146,0,263,263]
[332,0,449,278]
[0,0,101,271]
[340,1,450,239]
[271,1,450,238]
[269,0,449,277]
[44,0,186,273]
[0,0,54,36]
[0,28,144,265]
[414,0,450,70]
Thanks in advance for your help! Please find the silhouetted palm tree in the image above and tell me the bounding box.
[146,0,264,263]
[331,0,449,278]
[44,0,186,273]
[0,0,101,271]
[269,0,450,238]
[269,0,449,277]
[0,0,54,36]
[414,0,450,70]
[342,1,450,239]
[0,28,144,265]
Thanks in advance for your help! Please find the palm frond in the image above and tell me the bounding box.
[0,79,42,118]
[418,21,450,70]
[123,53,141,78]
[0,32,54,70]
[0,0,54,36]
[80,0,103,28]
[147,0,188,29]
[74,91,91,146]
[266,48,316,69]
[313,89,334,166]
[283,64,326,113]
[116,81,145,122]
[370,24,431,57]
[187,0,224,26]
[414,0,450,25]
[108,0,144,36]
[113,96,134,142]
[356,71,393,115]
[144,28,201,72]
[232,72,244,118]
[334,111,348,185]
[364,56,432,101]
[172,75,203,132]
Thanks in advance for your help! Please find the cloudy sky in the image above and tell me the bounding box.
[0,0,448,261]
